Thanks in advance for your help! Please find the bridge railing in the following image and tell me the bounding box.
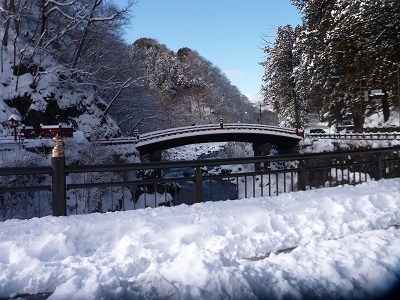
[1,140,399,221]
[91,123,304,147]
[137,123,303,141]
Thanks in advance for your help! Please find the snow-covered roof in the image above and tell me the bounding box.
[40,123,73,129]
[8,114,21,121]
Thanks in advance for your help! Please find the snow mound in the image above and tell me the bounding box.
[0,179,399,299]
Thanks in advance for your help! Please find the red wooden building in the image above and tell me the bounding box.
[40,124,74,138]
[19,125,37,138]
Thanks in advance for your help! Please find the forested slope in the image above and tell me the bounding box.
[261,0,400,131]
[1,0,266,139]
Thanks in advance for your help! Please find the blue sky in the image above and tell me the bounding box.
[114,0,302,102]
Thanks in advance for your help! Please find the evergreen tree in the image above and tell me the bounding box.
[260,25,301,128]
[284,0,400,130]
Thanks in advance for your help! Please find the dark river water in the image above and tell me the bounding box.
[163,149,238,205]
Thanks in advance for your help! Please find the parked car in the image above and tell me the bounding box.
[310,128,326,134]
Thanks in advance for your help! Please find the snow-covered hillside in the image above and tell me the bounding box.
[0,28,120,139]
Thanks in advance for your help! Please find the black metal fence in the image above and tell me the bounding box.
[1,143,400,221]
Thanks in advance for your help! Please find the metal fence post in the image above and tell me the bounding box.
[194,166,203,203]
[376,153,384,180]
[52,135,66,216]
[298,160,307,191]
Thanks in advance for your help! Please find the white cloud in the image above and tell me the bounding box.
[223,69,245,78]
[246,94,262,103]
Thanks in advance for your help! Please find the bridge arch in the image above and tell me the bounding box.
[135,123,303,158]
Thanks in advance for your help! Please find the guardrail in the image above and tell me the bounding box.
[309,132,400,140]
[1,136,399,221]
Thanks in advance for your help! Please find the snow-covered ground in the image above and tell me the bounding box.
[1,178,400,299]
[304,108,400,134]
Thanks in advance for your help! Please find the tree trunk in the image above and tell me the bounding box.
[10,0,19,36]
[71,0,102,70]
[292,89,301,128]
[381,92,390,123]
[352,105,363,133]
[2,0,10,47]
[39,0,47,42]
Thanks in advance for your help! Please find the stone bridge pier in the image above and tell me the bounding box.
[252,143,272,157]
[253,143,272,171]
[149,150,162,162]
[252,142,300,170]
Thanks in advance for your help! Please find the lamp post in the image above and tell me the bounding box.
[8,115,21,141]
[11,119,17,141]
[253,101,266,124]
[254,102,263,124]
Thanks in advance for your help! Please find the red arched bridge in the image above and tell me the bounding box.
[133,123,304,155]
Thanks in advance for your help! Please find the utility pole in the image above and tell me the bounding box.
[359,77,367,132]
[382,60,400,126]
[397,64,400,126]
